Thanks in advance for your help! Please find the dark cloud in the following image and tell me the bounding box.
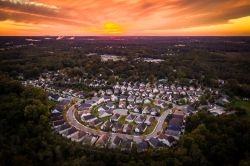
[0,0,59,16]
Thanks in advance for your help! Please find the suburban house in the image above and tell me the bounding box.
[120,139,133,151]
[145,116,155,126]
[142,107,150,114]
[111,95,118,101]
[99,110,112,118]
[98,105,109,112]
[154,100,167,108]
[111,136,124,148]
[82,134,98,145]
[106,89,113,95]
[148,137,164,148]
[125,114,137,123]
[112,122,123,132]
[127,95,135,102]
[150,108,160,116]
[106,102,116,109]
[133,107,141,113]
[119,95,127,101]
[137,141,149,152]
[53,100,70,113]
[127,103,135,109]
[135,115,146,124]
[53,119,65,128]
[135,123,147,133]
[62,127,78,138]
[144,98,151,104]
[185,105,197,115]
[165,110,185,139]
[78,103,92,113]
[157,134,176,147]
[119,100,127,108]
[71,131,87,142]
[57,123,71,134]
[51,114,63,121]
[122,124,133,133]
[110,113,121,122]
[81,114,96,122]
[89,118,103,127]
[100,120,112,131]
[95,134,110,147]
[136,97,143,103]
[103,95,111,102]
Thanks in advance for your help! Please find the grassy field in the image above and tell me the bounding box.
[227,100,250,119]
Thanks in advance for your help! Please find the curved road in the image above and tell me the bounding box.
[66,99,171,143]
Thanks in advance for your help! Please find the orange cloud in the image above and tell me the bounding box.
[0,0,250,36]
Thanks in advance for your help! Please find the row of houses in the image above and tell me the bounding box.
[80,112,155,134]
[98,86,203,106]
[51,108,112,147]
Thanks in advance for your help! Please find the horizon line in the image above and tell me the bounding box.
[0,35,250,37]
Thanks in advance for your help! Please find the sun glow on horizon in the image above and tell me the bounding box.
[85,22,126,35]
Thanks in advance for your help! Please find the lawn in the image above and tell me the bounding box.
[100,116,111,122]
[118,116,126,124]
[143,120,157,135]
[91,103,103,117]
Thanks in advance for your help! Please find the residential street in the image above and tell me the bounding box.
[66,99,172,143]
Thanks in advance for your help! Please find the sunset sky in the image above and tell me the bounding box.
[0,0,250,36]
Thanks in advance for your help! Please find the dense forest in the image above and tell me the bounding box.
[0,74,249,165]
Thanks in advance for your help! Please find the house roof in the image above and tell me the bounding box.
[148,137,162,147]
[90,118,102,126]
[111,113,121,120]
[169,118,183,127]
[167,136,176,143]
[95,134,110,146]
[67,127,78,135]
[126,114,137,120]
[53,119,65,126]
[137,141,148,152]
[79,103,92,111]
[72,131,86,139]
[135,115,146,122]
[51,115,63,121]
[102,121,112,129]
[82,115,96,121]
[82,134,93,144]
[173,110,185,116]
[165,129,180,137]
[120,139,133,150]
[136,123,147,131]
[113,136,123,145]
[60,123,71,130]
[123,124,133,130]
[157,134,168,140]
[113,122,123,129]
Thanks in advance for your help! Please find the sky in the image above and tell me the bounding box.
[0,0,250,36]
